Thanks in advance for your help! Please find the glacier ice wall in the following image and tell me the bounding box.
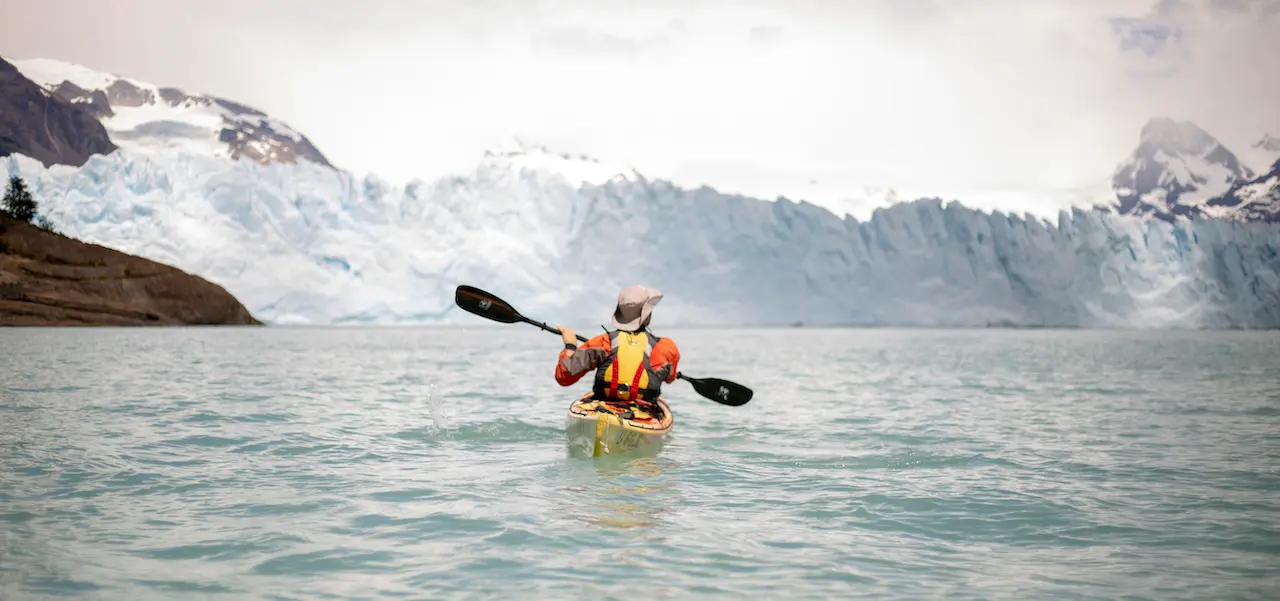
[6,150,1280,329]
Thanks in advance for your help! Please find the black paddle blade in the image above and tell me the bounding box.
[683,375,754,406]
[454,285,524,324]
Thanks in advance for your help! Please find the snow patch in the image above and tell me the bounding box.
[12,57,148,93]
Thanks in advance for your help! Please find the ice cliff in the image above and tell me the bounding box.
[7,147,1279,329]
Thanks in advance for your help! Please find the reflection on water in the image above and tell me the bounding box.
[566,456,676,533]
[564,420,667,459]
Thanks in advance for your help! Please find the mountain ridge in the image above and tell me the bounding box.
[8,56,331,169]
[0,57,118,168]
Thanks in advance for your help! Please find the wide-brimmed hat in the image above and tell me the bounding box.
[611,285,663,332]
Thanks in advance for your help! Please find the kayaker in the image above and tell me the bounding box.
[555,285,680,408]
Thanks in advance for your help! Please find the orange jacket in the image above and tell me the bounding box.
[555,331,680,388]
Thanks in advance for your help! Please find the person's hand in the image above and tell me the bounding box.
[559,325,576,347]
[655,362,673,381]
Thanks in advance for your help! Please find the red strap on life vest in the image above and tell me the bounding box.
[629,361,644,402]
[609,352,620,398]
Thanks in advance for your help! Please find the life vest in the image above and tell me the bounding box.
[592,329,663,403]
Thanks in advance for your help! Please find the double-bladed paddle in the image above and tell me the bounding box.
[454,284,753,406]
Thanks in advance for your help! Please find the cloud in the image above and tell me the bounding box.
[747,25,783,44]
[1111,18,1185,58]
[1105,0,1280,149]
[531,21,685,56]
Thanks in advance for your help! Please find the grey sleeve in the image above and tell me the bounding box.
[653,362,672,382]
[560,347,608,376]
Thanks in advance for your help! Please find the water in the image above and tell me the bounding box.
[2,327,1278,600]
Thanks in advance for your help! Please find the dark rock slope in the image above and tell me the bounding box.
[0,57,118,168]
[1,215,261,326]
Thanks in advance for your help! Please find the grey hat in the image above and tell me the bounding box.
[611,285,664,332]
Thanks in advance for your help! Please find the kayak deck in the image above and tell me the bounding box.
[565,394,673,458]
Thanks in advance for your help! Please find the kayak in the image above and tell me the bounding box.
[564,393,673,457]
[565,394,673,457]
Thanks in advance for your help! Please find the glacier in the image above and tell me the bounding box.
[6,147,1280,329]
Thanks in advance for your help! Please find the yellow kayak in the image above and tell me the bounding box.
[564,394,673,457]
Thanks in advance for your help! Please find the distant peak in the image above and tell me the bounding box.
[1138,117,1219,155]
[484,136,603,164]
[489,136,547,156]
[476,136,640,186]
[1255,133,1280,152]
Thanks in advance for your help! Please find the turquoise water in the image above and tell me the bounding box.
[2,327,1278,600]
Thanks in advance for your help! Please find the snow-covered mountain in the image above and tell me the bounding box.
[4,57,1279,329]
[1110,118,1257,221]
[8,58,331,168]
[1106,119,1280,223]
[7,146,1280,329]
[1243,133,1280,175]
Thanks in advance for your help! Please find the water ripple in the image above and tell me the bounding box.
[2,327,1278,600]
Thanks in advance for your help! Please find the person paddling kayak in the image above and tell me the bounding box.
[555,285,681,413]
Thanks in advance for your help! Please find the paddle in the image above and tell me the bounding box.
[454,284,753,406]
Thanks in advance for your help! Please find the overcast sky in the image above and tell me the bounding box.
[2,0,1278,218]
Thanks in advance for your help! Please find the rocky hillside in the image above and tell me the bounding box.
[0,214,260,326]
[0,57,118,168]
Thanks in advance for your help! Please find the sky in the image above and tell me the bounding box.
[2,0,1279,219]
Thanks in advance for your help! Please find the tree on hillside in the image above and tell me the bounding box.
[36,215,59,234]
[3,175,38,222]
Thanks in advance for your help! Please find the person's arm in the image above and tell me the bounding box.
[651,337,681,384]
[555,327,610,386]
